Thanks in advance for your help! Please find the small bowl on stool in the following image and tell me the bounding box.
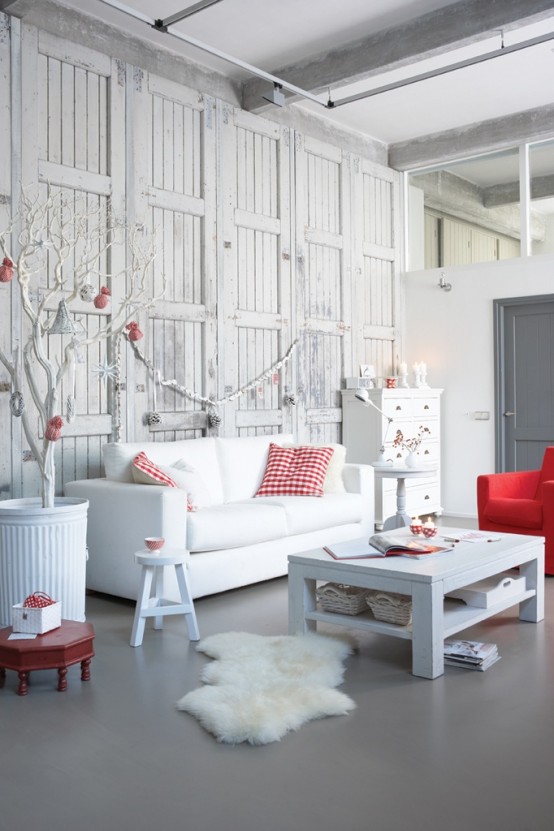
[422,526,437,539]
[144,537,165,552]
[410,521,423,536]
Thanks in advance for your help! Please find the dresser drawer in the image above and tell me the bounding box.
[381,478,440,521]
[413,397,440,418]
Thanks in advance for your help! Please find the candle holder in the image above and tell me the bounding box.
[410,519,423,536]
[422,524,437,538]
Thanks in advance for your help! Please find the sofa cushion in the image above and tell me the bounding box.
[284,442,346,493]
[132,452,178,487]
[132,452,194,511]
[484,497,543,529]
[168,460,214,510]
[215,433,293,502]
[103,438,224,503]
[255,444,334,497]
[251,493,365,535]
[187,502,288,552]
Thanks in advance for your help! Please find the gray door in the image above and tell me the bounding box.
[495,295,554,471]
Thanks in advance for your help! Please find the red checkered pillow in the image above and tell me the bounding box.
[132,452,194,511]
[255,443,334,497]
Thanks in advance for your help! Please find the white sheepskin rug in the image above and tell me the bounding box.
[176,631,356,745]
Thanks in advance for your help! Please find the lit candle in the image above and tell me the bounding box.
[424,517,434,528]
[399,361,408,375]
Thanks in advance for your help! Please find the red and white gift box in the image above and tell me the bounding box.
[12,591,61,634]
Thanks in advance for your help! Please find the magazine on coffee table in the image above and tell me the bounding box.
[323,533,453,560]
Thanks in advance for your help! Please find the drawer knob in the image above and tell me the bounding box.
[424,494,430,500]
[395,405,402,411]
[424,449,430,455]
[424,404,429,410]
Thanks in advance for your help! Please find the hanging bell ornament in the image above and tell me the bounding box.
[93,286,111,309]
[48,298,75,335]
[10,391,25,417]
[147,411,162,426]
[125,321,144,341]
[45,415,64,442]
[79,283,97,303]
[0,257,14,283]
[207,411,222,428]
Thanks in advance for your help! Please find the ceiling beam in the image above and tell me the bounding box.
[242,0,554,113]
[388,104,554,171]
[483,174,554,207]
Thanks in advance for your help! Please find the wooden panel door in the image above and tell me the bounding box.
[294,134,350,444]
[495,295,554,471]
[219,107,293,437]
[15,28,126,497]
[351,156,401,384]
[132,73,217,442]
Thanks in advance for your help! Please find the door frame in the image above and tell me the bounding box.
[494,293,554,472]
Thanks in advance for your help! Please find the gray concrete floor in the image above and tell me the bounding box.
[1,520,553,831]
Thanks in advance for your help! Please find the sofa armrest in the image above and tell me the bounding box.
[65,478,189,597]
[66,477,188,547]
[342,463,375,535]
[342,462,374,496]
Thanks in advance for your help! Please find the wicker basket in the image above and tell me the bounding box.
[316,583,369,615]
[12,600,61,634]
[366,590,413,625]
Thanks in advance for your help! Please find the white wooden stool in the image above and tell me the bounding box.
[130,549,200,647]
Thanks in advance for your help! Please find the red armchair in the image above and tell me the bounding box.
[477,447,554,574]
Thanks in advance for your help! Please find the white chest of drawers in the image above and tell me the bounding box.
[341,388,443,528]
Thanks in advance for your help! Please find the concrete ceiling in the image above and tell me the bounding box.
[3,0,554,192]
[35,0,554,151]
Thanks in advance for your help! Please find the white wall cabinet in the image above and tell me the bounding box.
[341,388,443,527]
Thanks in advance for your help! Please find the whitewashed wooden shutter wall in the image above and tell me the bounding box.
[0,14,11,498]
[218,107,294,438]
[294,134,352,444]
[352,158,401,377]
[2,19,401,498]
[15,28,126,497]
[131,73,217,442]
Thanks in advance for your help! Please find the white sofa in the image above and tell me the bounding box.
[65,433,374,602]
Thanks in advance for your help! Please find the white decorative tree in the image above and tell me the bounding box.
[0,189,161,508]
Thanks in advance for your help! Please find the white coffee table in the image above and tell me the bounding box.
[288,529,544,679]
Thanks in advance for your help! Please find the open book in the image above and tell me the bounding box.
[323,533,453,560]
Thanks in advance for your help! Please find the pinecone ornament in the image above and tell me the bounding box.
[10,391,25,417]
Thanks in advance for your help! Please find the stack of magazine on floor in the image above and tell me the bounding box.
[443,639,500,671]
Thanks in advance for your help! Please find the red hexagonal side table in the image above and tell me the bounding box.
[0,620,95,695]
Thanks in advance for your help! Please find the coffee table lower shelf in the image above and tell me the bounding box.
[306,591,537,641]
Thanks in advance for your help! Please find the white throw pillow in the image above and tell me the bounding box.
[282,442,347,493]
[166,459,215,510]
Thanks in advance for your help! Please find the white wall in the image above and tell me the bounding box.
[403,253,554,518]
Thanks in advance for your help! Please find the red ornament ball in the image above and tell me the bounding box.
[0,257,14,283]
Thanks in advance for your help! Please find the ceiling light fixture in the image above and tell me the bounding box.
[98,0,328,107]
[328,29,554,108]
[262,83,285,107]
[98,2,554,111]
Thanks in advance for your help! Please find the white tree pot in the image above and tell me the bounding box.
[0,497,89,627]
